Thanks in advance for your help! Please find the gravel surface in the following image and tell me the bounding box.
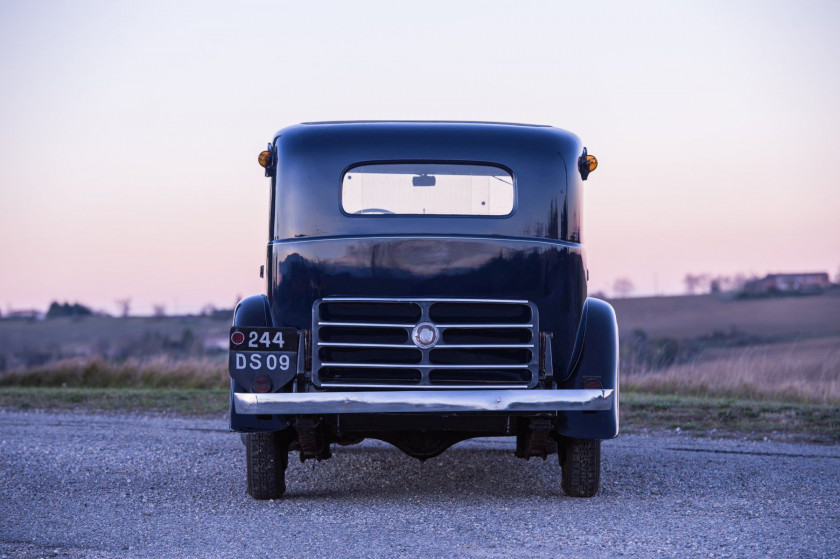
[1,409,839,558]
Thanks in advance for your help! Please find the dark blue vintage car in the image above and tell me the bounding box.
[229,121,617,499]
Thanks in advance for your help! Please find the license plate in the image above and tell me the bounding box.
[229,327,298,375]
[229,327,298,352]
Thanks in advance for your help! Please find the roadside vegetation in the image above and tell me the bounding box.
[1,292,839,441]
[621,333,839,404]
[0,387,228,416]
[621,393,839,443]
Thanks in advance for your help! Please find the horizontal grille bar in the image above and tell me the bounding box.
[319,362,532,370]
[317,321,534,329]
[293,383,533,390]
[319,297,531,304]
[318,342,535,349]
[318,321,417,328]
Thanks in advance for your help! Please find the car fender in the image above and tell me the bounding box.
[229,295,291,432]
[555,297,619,439]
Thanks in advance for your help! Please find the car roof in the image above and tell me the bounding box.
[270,121,585,243]
[276,120,558,142]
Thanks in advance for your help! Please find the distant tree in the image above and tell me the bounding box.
[46,301,93,318]
[152,304,166,317]
[683,273,709,295]
[116,298,131,318]
[613,277,635,298]
[201,303,216,316]
[693,273,754,294]
[732,273,749,291]
[708,275,732,293]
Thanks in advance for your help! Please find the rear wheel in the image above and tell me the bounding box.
[246,431,289,499]
[559,437,601,497]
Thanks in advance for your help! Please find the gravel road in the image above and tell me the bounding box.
[1,409,838,558]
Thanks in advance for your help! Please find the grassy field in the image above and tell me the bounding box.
[0,387,229,416]
[1,291,838,441]
[0,315,230,372]
[611,290,840,404]
[620,392,839,443]
[610,291,840,340]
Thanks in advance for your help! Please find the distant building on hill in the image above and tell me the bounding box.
[743,272,831,295]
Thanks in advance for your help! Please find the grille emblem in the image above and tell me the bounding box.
[412,322,440,349]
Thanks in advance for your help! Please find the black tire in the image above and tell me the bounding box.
[559,437,601,498]
[246,431,289,500]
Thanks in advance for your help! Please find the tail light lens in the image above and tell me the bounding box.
[253,375,272,393]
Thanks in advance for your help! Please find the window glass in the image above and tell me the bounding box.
[342,163,514,216]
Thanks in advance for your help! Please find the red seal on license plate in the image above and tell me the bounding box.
[230,330,245,345]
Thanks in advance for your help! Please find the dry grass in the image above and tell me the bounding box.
[0,356,227,390]
[623,336,840,404]
[614,290,840,404]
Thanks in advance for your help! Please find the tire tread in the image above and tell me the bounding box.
[560,437,601,498]
[246,432,288,499]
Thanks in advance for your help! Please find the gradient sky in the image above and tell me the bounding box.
[1,0,839,314]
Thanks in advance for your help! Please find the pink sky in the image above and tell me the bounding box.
[1,1,839,314]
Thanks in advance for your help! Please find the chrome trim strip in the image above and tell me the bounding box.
[317,321,534,329]
[234,389,614,415]
[318,342,418,349]
[319,362,530,369]
[317,321,417,328]
[315,382,529,389]
[428,323,534,329]
[321,297,531,304]
[317,342,535,349]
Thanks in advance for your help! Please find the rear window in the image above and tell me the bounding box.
[341,163,514,216]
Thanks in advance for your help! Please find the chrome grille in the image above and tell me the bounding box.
[312,298,539,388]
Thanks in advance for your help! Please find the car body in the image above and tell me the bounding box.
[229,121,618,498]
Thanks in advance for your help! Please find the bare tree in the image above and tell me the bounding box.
[708,274,749,294]
[152,304,166,317]
[115,298,131,318]
[613,277,634,298]
[708,275,733,293]
[683,274,709,295]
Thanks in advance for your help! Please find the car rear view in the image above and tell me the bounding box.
[229,121,618,499]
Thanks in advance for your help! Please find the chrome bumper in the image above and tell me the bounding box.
[233,388,614,415]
